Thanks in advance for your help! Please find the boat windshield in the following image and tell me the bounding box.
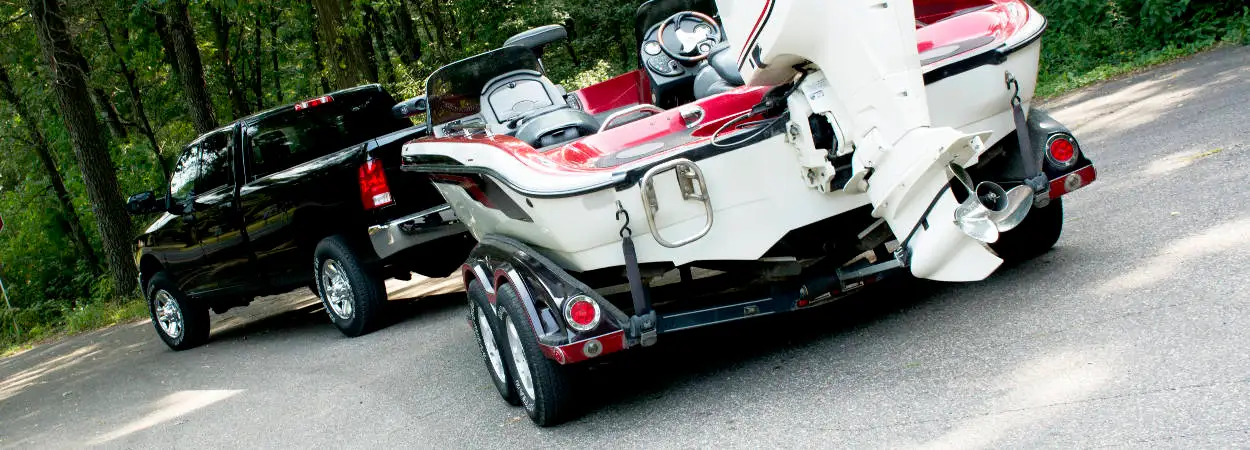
[424,46,542,126]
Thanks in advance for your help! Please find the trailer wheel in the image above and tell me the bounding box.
[467,280,520,405]
[314,235,386,337]
[496,283,573,426]
[146,272,210,351]
[992,197,1064,262]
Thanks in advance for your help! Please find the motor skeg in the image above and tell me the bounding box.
[716,0,1004,281]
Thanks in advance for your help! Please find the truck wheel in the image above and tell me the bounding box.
[314,235,386,337]
[146,272,210,351]
[992,197,1064,262]
[467,280,520,406]
[496,283,574,426]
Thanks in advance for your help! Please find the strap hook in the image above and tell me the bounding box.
[616,200,632,239]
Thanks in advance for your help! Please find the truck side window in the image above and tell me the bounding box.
[199,130,233,191]
[169,144,200,202]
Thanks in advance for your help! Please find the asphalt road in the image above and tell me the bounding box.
[3,46,1250,449]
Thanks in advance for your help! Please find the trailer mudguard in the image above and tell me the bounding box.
[460,235,631,364]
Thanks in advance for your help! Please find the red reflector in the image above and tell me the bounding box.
[294,95,333,111]
[569,300,596,326]
[1049,137,1075,163]
[797,298,810,308]
[358,159,393,210]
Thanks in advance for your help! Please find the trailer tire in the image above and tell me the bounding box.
[146,272,210,351]
[496,283,574,426]
[468,280,520,406]
[314,235,386,337]
[992,197,1064,262]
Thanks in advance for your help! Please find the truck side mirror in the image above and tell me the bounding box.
[125,191,164,215]
[393,95,428,119]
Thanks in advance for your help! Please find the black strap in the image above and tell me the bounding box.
[616,201,651,316]
[1006,72,1048,193]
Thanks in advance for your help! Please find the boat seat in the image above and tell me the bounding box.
[515,107,600,149]
[693,42,745,99]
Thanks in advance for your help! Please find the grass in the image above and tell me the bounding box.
[1,297,148,357]
[1035,40,1234,99]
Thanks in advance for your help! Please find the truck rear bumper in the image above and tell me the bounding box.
[369,204,466,259]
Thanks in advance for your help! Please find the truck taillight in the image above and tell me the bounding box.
[294,95,333,111]
[358,159,394,210]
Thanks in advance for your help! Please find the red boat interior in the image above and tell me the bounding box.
[422,0,1033,177]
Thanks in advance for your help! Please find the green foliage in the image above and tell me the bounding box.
[1034,0,1250,97]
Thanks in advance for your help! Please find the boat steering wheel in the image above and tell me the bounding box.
[656,11,722,63]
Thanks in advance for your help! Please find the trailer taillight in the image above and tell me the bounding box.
[294,95,333,111]
[358,159,394,210]
[563,295,600,332]
[1046,134,1079,169]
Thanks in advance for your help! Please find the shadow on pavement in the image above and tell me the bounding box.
[207,289,466,345]
[565,256,1052,420]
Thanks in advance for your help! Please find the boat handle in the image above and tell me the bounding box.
[639,158,714,248]
[599,105,665,133]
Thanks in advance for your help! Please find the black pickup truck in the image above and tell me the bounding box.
[125,85,471,350]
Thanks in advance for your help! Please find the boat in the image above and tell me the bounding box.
[399,0,1097,426]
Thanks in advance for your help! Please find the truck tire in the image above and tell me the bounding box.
[991,197,1064,262]
[313,235,386,337]
[146,272,210,351]
[467,280,520,406]
[496,283,574,426]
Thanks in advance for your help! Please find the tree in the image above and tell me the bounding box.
[386,0,423,70]
[311,0,378,89]
[0,64,100,270]
[27,0,137,295]
[94,3,170,185]
[208,6,249,119]
[163,0,218,134]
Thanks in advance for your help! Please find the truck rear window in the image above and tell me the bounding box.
[245,90,410,180]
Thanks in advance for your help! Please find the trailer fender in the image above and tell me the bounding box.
[463,235,630,364]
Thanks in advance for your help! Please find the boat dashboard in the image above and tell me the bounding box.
[637,10,724,107]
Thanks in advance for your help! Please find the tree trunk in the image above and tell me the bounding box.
[311,0,377,89]
[91,87,127,139]
[270,6,282,104]
[305,2,331,94]
[28,0,137,295]
[152,13,181,79]
[0,65,101,271]
[253,12,263,111]
[388,0,422,70]
[365,6,394,84]
[165,0,218,134]
[209,7,248,119]
[95,4,169,185]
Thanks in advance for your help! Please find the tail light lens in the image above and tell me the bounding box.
[358,159,394,210]
[1045,134,1079,168]
[563,295,601,332]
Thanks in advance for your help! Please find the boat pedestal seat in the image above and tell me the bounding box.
[693,42,745,99]
[515,107,601,149]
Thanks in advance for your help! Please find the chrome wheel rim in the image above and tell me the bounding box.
[475,305,506,382]
[154,290,184,339]
[320,259,354,319]
[505,315,535,400]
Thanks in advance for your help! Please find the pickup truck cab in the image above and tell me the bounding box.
[125,85,471,350]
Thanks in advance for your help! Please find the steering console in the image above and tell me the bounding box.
[656,11,722,63]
